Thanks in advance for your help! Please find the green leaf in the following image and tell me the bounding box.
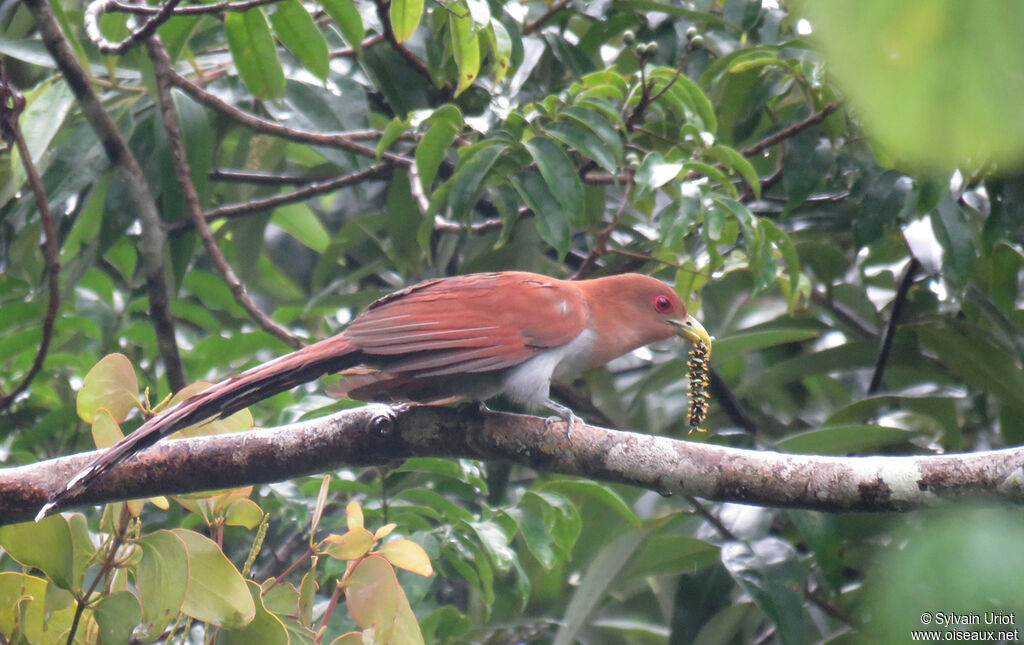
[711,329,819,363]
[635,151,683,193]
[450,7,481,96]
[9,80,74,191]
[930,196,976,285]
[76,353,138,424]
[0,573,47,643]
[524,136,584,218]
[172,529,256,629]
[510,168,572,259]
[225,9,286,99]
[93,591,142,645]
[553,529,646,645]
[271,203,329,253]
[222,581,289,645]
[539,479,640,529]
[721,537,807,645]
[562,106,624,168]
[390,0,424,42]
[321,0,364,51]
[487,19,512,84]
[0,516,74,591]
[378,116,410,159]
[449,141,508,221]
[806,1,1024,168]
[269,0,329,80]
[707,144,760,198]
[417,122,457,190]
[625,536,719,580]
[776,425,916,455]
[760,219,802,293]
[136,530,189,639]
[685,161,738,197]
[542,119,617,174]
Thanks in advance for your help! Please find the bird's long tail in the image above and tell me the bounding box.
[38,335,360,519]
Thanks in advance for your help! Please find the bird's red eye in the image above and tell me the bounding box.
[653,294,674,314]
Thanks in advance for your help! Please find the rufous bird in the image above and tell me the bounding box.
[39,271,710,518]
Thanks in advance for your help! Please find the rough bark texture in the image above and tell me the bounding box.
[3,405,1023,525]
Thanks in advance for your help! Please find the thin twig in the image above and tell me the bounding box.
[522,0,572,35]
[149,36,304,349]
[868,258,920,394]
[169,163,393,234]
[209,168,337,185]
[23,0,186,390]
[0,72,60,411]
[572,180,633,279]
[330,34,386,58]
[810,289,880,339]
[708,368,761,437]
[168,68,414,167]
[84,0,183,54]
[740,101,841,158]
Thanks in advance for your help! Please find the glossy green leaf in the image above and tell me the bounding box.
[76,353,138,423]
[524,136,584,218]
[487,19,512,84]
[271,203,330,254]
[222,581,289,645]
[417,122,457,190]
[712,329,819,363]
[390,0,423,42]
[510,168,572,259]
[93,591,142,645]
[378,116,410,159]
[321,0,364,51]
[562,106,624,167]
[635,151,683,192]
[540,479,640,529]
[269,0,329,80]
[0,516,74,591]
[225,9,286,99]
[542,119,617,174]
[450,8,481,96]
[449,141,508,221]
[721,538,807,645]
[707,144,760,198]
[172,528,256,629]
[136,530,189,638]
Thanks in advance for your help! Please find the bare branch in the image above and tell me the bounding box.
[522,0,572,35]
[0,73,60,410]
[149,37,304,349]
[5,405,1024,524]
[170,164,392,234]
[869,258,921,393]
[23,0,187,390]
[168,68,414,167]
[740,101,842,158]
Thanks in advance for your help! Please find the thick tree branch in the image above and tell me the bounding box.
[23,0,186,391]
[4,405,1024,525]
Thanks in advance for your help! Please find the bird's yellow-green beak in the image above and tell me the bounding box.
[669,314,712,351]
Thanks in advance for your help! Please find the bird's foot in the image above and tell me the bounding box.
[542,400,580,441]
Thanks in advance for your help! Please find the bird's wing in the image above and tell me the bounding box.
[344,272,588,376]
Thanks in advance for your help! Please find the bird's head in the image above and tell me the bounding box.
[578,273,712,361]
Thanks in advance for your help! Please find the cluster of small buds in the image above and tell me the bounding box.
[687,340,711,434]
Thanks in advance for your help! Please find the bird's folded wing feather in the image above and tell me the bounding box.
[344,272,588,376]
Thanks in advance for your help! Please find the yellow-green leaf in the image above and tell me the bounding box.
[449,8,480,96]
[0,516,74,591]
[390,0,423,42]
[225,9,286,99]
[375,539,434,577]
[172,528,256,629]
[77,353,138,423]
[322,527,374,560]
[136,530,189,639]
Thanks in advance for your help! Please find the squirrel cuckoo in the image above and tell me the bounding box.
[39,271,710,518]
